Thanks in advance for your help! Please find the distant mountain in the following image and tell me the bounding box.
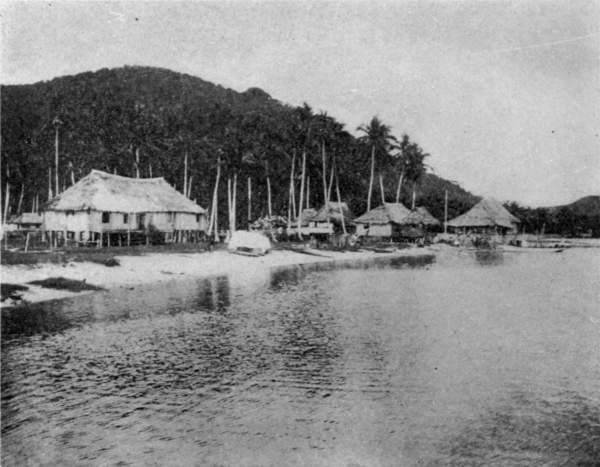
[1,66,481,223]
[548,196,600,216]
[505,195,600,236]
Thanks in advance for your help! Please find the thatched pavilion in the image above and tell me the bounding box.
[42,170,207,247]
[446,198,520,234]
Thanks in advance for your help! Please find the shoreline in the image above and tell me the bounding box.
[1,247,436,308]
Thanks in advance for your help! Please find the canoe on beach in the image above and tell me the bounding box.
[227,230,271,257]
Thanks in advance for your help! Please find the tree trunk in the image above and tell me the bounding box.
[367,145,375,211]
[335,166,347,235]
[327,164,335,203]
[48,167,53,200]
[149,164,153,177]
[297,150,306,239]
[3,181,10,223]
[17,184,24,215]
[444,189,448,234]
[306,176,310,209]
[232,173,237,231]
[227,176,232,233]
[208,159,221,242]
[55,124,59,196]
[266,175,272,219]
[411,183,416,210]
[395,171,404,204]
[183,151,188,196]
[247,176,252,227]
[288,151,296,230]
[379,173,385,204]
[135,148,140,178]
[187,176,193,200]
[322,142,330,227]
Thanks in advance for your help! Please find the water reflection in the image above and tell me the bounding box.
[2,249,599,466]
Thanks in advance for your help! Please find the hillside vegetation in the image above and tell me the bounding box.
[2,66,597,235]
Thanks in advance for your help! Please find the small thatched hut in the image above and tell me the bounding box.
[354,203,411,239]
[446,198,519,234]
[293,202,354,237]
[399,207,441,241]
[42,170,207,247]
[11,212,43,231]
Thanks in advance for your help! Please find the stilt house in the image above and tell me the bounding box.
[42,170,207,247]
[294,202,354,237]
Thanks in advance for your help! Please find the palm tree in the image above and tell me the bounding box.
[357,116,397,211]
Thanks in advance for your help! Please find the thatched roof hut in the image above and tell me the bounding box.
[11,212,43,229]
[311,202,354,226]
[447,198,519,231]
[402,207,440,227]
[42,170,207,246]
[45,170,205,214]
[354,203,411,225]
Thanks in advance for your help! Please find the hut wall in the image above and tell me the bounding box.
[356,224,368,236]
[368,224,392,237]
[43,211,92,232]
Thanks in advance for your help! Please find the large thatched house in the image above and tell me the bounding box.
[446,198,520,234]
[354,203,411,238]
[42,170,207,247]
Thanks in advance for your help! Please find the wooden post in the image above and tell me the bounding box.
[24,232,30,252]
[127,213,131,246]
[321,142,330,230]
[98,232,102,248]
[3,178,9,223]
[187,176,193,200]
[367,145,375,212]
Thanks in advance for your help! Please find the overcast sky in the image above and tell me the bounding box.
[2,0,598,206]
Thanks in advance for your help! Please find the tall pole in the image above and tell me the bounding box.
[53,116,62,196]
[444,190,448,233]
[183,151,188,195]
[306,176,310,209]
[48,167,53,200]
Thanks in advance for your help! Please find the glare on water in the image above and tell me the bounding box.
[2,249,599,466]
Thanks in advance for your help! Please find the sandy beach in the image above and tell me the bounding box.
[1,247,435,307]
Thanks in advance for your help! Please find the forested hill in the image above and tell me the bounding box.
[2,66,478,221]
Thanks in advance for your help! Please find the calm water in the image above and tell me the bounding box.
[2,250,600,466]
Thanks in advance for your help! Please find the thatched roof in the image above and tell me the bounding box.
[311,202,354,224]
[402,207,441,226]
[12,212,42,225]
[295,208,318,226]
[45,170,205,214]
[447,198,519,229]
[354,203,411,225]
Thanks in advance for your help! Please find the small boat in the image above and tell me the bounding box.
[227,230,271,256]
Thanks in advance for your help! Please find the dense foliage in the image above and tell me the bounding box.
[505,196,600,237]
[8,65,594,234]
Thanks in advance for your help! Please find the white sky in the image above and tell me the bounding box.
[1,0,599,206]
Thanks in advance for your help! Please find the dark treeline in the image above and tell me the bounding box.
[505,196,600,237]
[0,65,492,225]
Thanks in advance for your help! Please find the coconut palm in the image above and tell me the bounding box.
[357,116,397,211]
